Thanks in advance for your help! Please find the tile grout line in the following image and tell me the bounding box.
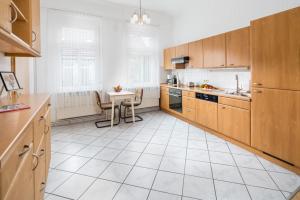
[227,141,253,200]
[180,123,190,200]
[146,117,177,200]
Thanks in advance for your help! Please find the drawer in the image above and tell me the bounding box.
[33,103,48,152]
[183,107,196,121]
[0,123,33,199]
[160,86,169,93]
[183,96,196,109]
[219,96,250,110]
[34,135,46,200]
[182,90,195,97]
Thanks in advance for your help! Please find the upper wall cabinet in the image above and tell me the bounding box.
[0,0,40,57]
[164,47,175,70]
[175,43,189,57]
[188,40,203,68]
[203,34,226,68]
[226,27,250,67]
[251,7,300,90]
[0,0,12,33]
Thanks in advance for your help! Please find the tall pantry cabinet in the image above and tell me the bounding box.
[251,7,300,167]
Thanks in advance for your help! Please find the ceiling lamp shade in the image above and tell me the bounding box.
[130,0,151,25]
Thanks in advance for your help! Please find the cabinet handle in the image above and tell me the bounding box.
[39,115,45,122]
[40,182,46,192]
[253,83,262,86]
[39,149,45,157]
[230,64,234,66]
[19,145,30,157]
[32,154,39,170]
[10,4,18,23]
[222,106,226,109]
[45,125,50,134]
[32,31,37,42]
[253,90,262,93]
[220,64,225,67]
[48,103,51,107]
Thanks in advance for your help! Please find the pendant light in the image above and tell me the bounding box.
[130,0,151,25]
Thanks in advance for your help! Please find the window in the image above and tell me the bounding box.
[127,25,159,87]
[60,27,101,92]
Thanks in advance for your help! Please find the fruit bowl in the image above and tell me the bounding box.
[114,85,122,92]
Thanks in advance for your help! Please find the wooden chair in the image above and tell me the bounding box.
[120,88,144,123]
[94,91,120,128]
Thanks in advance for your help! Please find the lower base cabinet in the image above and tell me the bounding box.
[218,104,250,145]
[251,88,300,167]
[196,99,218,131]
[160,92,169,110]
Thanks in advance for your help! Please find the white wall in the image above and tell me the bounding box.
[166,0,300,91]
[172,0,300,44]
[0,53,32,95]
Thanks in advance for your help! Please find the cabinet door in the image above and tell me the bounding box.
[251,88,300,167]
[175,43,189,57]
[218,104,250,145]
[203,34,226,68]
[251,7,300,90]
[183,107,195,121]
[34,137,46,200]
[3,146,34,200]
[31,0,40,52]
[164,48,175,70]
[0,0,12,33]
[226,27,250,67]
[44,108,51,178]
[160,92,169,110]
[188,40,203,68]
[196,99,218,130]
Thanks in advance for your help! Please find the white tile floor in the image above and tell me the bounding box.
[45,111,300,200]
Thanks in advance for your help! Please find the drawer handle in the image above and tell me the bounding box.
[253,90,262,93]
[222,106,226,109]
[32,31,37,42]
[19,145,30,157]
[253,83,262,86]
[40,182,46,192]
[32,154,39,170]
[39,116,45,122]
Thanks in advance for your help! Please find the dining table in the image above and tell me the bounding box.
[107,90,136,128]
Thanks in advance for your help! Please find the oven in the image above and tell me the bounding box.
[169,88,182,113]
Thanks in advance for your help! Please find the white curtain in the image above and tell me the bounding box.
[46,9,102,121]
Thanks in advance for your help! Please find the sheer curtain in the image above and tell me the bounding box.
[125,24,160,100]
[46,9,102,120]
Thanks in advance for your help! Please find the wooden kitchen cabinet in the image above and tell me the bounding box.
[251,88,300,167]
[195,99,218,130]
[31,0,41,52]
[0,0,12,33]
[160,88,169,110]
[226,27,250,67]
[164,47,175,70]
[203,34,226,68]
[175,43,189,57]
[0,0,41,56]
[188,40,203,68]
[34,136,46,200]
[0,95,51,200]
[251,7,300,90]
[218,104,250,145]
[183,96,196,121]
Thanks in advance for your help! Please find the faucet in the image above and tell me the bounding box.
[235,74,242,94]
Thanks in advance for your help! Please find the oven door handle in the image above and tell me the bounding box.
[169,94,182,98]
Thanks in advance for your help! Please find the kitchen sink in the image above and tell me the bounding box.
[225,91,251,97]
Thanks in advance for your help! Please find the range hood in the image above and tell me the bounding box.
[171,56,189,69]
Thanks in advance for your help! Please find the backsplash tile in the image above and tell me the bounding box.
[170,68,251,91]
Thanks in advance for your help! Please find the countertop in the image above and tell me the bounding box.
[0,94,50,165]
[160,84,251,101]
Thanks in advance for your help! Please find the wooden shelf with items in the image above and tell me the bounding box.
[0,0,41,57]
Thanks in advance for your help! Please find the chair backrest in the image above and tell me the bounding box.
[94,91,103,109]
[135,88,144,104]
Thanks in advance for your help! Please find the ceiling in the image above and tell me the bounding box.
[81,0,197,16]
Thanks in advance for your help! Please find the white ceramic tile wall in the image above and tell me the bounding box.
[170,69,251,91]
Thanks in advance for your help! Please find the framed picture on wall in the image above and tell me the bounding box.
[0,72,21,91]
